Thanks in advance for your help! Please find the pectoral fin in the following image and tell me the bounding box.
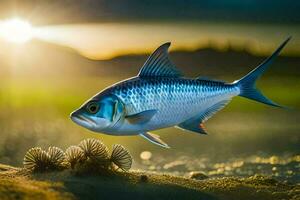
[125,109,157,124]
[140,132,170,148]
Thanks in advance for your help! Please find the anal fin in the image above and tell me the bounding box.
[176,100,230,135]
[176,123,208,134]
[140,132,170,148]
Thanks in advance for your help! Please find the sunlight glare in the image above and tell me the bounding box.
[0,18,33,43]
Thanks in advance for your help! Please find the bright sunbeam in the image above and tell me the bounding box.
[0,18,33,43]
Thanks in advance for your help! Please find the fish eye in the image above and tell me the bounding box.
[86,102,99,114]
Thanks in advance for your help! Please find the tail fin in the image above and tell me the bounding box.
[233,37,291,108]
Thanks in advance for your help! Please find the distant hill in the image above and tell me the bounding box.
[0,40,299,80]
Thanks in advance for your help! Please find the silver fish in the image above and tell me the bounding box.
[71,37,291,148]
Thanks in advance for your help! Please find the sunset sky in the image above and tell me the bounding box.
[0,0,299,60]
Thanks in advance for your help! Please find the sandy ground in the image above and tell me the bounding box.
[0,164,299,200]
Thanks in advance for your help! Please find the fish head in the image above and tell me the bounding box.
[70,94,124,132]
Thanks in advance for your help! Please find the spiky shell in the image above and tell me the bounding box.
[110,144,132,171]
[47,146,65,168]
[23,147,50,172]
[65,146,86,169]
[78,138,109,162]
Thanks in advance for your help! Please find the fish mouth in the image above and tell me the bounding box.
[70,112,97,127]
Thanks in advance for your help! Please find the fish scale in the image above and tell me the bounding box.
[71,38,290,148]
[109,77,239,130]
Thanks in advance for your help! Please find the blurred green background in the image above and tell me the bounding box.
[0,0,299,182]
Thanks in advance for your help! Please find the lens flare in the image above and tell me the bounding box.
[0,18,33,43]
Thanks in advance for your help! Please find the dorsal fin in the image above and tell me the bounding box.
[138,42,183,78]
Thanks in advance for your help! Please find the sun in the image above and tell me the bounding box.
[0,18,34,43]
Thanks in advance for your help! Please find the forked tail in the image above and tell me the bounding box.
[233,37,291,108]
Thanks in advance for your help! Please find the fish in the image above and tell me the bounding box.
[71,37,291,148]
